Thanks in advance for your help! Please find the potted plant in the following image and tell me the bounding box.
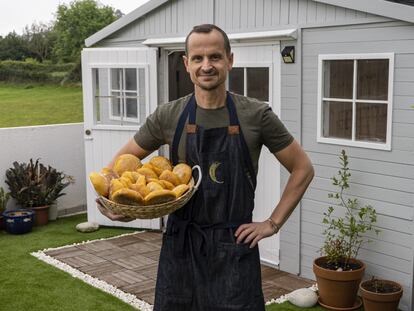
[359,277,403,311]
[313,150,380,310]
[0,186,10,230]
[5,159,72,226]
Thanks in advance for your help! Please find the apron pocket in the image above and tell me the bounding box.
[156,234,193,298]
[208,241,262,307]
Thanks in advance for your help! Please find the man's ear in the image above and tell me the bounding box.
[183,55,189,73]
[228,52,234,70]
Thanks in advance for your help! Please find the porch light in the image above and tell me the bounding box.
[281,46,295,63]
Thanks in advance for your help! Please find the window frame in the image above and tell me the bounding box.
[226,62,273,105]
[90,64,149,128]
[317,53,394,151]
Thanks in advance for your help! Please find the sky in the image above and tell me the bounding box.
[0,0,150,37]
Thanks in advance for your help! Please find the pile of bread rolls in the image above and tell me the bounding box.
[89,154,192,206]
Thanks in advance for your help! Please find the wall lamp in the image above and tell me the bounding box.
[281,46,295,63]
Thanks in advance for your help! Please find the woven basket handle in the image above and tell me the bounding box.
[192,165,202,190]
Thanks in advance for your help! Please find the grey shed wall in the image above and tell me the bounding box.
[91,0,414,310]
[301,21,414,311]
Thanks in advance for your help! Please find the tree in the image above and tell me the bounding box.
[53,0,117,62]
[0,32,30,61]
[23,22,56,62]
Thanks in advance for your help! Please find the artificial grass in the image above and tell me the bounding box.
[0,213,137,311]
[0,83,83,128]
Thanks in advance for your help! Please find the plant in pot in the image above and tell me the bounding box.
[313,150,380,310]
[360,277,403,311]
[5,159,72,226]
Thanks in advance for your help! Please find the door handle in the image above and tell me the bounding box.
[85,129,92,135]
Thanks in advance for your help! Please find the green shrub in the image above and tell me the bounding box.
[0,60,77,84]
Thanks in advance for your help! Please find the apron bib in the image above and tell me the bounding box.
[154,93,265,311]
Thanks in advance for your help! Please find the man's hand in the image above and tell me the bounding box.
[234,220,276,248]
[96,199,135,222]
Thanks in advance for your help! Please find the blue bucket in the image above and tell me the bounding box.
[3,210,34,234]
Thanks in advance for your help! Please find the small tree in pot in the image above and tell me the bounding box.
[5,159,73,226]
[313,150,380,310]
[0,186,10,230]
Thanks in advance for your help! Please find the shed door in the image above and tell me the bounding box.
[81,47,160,229]
[230,44,281,267]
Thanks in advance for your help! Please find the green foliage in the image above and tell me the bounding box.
[0,32,30,61]
[0,60,75,83]
[0,186,10,212]
[23,22,57,62]
[53,0,117,62]
[321,150,380,267]
[5,159,74,208]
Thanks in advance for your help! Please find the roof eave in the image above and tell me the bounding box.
[314,0,414,23]
[85,0,169,47]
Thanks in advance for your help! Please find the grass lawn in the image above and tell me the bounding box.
[0,83,83,128]
[0,213,363,311]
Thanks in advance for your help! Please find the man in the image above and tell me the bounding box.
[99,24,314,311]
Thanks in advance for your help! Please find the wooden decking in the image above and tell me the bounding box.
[45,231,314,305]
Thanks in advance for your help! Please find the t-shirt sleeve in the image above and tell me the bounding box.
[134,106,165,151]
[261,106,294,153]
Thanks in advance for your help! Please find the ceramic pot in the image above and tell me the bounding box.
[313,256,365,309]
[3,209,34,234]
[32,205,50,226]
[360,279,403,311]
[48,203,58,221]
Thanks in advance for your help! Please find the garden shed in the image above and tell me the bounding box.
[82,1,414,309]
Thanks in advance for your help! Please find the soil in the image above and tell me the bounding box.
[319,261,362,271]
[9,211,32,217]
[361,280,401,294]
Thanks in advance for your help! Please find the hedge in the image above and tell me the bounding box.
[0,60,77,83]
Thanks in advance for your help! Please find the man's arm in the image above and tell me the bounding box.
[235,140,314,247]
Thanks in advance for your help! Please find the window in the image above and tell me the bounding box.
[92,66,147,126]
[317,54,394,150]
[228,67,270,102]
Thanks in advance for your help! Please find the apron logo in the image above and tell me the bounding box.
[209,161,224,184]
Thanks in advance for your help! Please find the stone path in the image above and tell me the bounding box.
[45,231,314,305]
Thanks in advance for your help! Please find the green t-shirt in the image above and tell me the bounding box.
[134,93,293,175]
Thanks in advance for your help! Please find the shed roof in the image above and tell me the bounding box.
[85,0,414,47]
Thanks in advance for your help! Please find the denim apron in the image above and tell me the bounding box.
[154,93,265,311]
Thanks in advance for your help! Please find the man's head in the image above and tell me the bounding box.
[185,24,231,56]
[183,24,233,92]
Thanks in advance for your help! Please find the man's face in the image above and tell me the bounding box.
[183,30,233,92]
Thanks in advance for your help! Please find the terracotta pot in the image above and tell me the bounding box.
[360,279,403,311]
[32,205,50,226]
[313,256,365,309]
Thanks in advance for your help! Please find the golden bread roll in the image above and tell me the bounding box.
[89,172,110,197]
[100,167,118,180]
[159,170,181,186]
[113,154,142,176]
[142,163,155,171]
[135,174,146,186]
[147,181,164,192]
[158,180,175,190]
[172,184,190,198]
[119,176,133,188]
[137,167,158,181]
[148,178,166,188]
[112,188,144,206]
[173,163,192,185]
[109,179,125,199]
[150,156,173,175]
[129,184,151,198]
[121,171,141,183]
[144,190,176,205]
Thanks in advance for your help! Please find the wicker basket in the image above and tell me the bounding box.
[94,165,202,219]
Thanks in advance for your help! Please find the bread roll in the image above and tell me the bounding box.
[173,163,192,185]
[113,154,142,176]
[144,190,176,205]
